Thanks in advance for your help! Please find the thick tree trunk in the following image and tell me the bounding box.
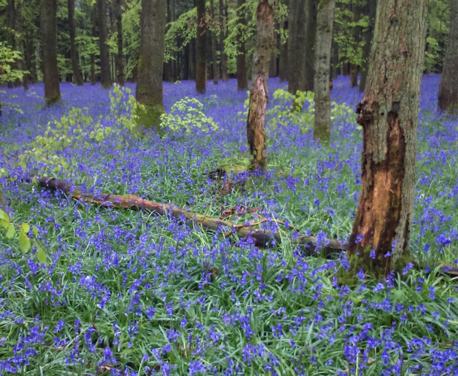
[195,0,207,93]
[135,0,166,127]
[313,0,335,143]
[236,0,248,90]
[438,0,458,113]
[219,0,228,80]
[97,0,112,88]
[246,0,274,171]
[359,0,376,91]
[349,0,427,276]
[287,0,307,93]
[40,0,61,104]
[68,0,84,85]
[114,0,125,85]
[304,0,316,90]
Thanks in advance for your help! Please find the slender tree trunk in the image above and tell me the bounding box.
[210,0,219,84]
[41,0,61,104]
[236,0,248,90]
[135,0,167,128]
[348,0,427,276]
[279,19,288,81]
[219,0,228,80]
[438,0,458,113]
[97,0,112,88]
[359,0,376,91]
[287,0,307,93]
[68,0,84,85]
[195,0,207,93]
[313,0,335,143]
[113,0,125,85]
[304,0,316,90]
[246,0,274,171]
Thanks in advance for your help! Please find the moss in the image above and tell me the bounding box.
[135,103,164,131]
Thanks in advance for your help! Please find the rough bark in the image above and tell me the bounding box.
[359,0,376,91]
[438,0,458,113]
[135,0,167,128]
[40,0,61,104]
[195,0,207,93]
[313,0,335,143]
[236,0,248,90]
[68,0,84,85]
[247,0,274,171]
[114,0,125,85]
[349,0,428,276]
[97,0,112,88]
[287,0,307,93]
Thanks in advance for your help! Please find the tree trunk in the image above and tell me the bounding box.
[7,0,16,87]
[359,0,376,91]
[195,0,207,93]
[304,0,316,90]
[438,0,458,113]
[236,0,248,90]
[348,0,427,276]
[135,0,167,128]
[246,0,274,171]
[210,0,219,84]
[279,19,288,81]
[113,0,125,85]
[313,0,335,143]
[97,0,112,88]
[68,0,84,85]
[41,0,61,104]
[287,0,307,93]
[219,0,228,80]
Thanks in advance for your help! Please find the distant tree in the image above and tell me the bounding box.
[113,0,125,85]
[236,0,248,90]
[195,0,207,93]
[348,0,428,276]
[96,0,112,88]
[304,0,316,90]
[359,0,376,91]
[246,0,274,171]
[438,0,458,113]
[210,0,219,84]
[313,0,335,143]
[135,0,167,127]
[287,0,307,93]
[68,0,83,85]
[219,0,228,80]
[40,0,61,104]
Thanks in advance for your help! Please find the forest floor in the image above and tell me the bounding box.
[0,76,457,375]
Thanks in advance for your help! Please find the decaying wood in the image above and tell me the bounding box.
[34,177,347,254]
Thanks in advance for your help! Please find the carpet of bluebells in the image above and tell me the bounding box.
[0,76,457,375]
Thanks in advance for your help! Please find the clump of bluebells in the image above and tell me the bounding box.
[0,76,457,375]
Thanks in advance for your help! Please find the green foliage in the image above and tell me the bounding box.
[0,209,47,263]
[164,7,197,63]
[425,0,449,72]
[0,42,26,84]
[160,97,218,134]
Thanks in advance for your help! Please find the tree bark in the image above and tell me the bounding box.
[287,0,307,93]
[68,0,84,85]
[135,0,167,127]
[40,0,61,104]
[96,0,112,88]
[279,18,288,81]
[210,0,219,84]
[113,0,125,85]
[236,0,248,90]
[349,0,428,276]
[359,0,376,91]
[438,0,458,113]
[219,0,228,80]
[246,0,274,171]
[313,0,335,143]
[195,0,207,93]
[304,0,316,90]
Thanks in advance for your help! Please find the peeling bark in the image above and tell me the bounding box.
[349,0,428,276]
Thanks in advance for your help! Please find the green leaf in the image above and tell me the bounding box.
[0,209,9,222]
[32,226,39,237]
[21,223,30,234]
[36,243,47,264]
[6,223,15,239]
[18,232,31,253]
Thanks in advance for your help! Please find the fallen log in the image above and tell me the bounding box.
[34,176,348,254]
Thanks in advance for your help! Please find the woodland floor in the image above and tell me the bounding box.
[0,76,457,375]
